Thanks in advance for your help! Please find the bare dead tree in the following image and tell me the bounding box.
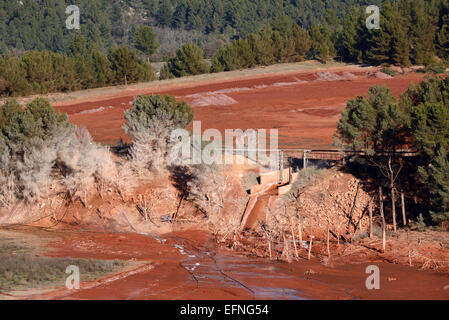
[369,156,404,232]
[308,235,314,260]
[369,199,373,238]
[297,215,304,249]
[326,217,331,257]
[259,220,273,259]
[288,214,299,260]
[401,190,407,226]
[347,182,361,236]
[281,231,292,262]
[379,186,386,253]
[137,188,169,222]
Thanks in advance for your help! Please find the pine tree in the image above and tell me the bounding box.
[409,0,436,65]
[167,43,210,77]
[271,31,288,63]
[134,26,159,61]
[336,85,411,231]
[289,24,311,61]
[410,101,449,159]
[308,23,334,61]
[436,0,449,60]
[0,55,29,96]
[418,148,449,223]
[108,46,140,85]
[252,28,275,66]
[92,50,114,87]
[392,27,411,67]
[404,76,449,224]
[271,14,294,35]
[366,1,411,66]
[339,8,363,62]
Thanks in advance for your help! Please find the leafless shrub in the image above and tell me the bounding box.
[0,124,72,209]
[320,255,335,267]
[125,112,181,176]
[240,171,259,191]
[257,167,325,261]
[0,154,17,209]
[185,164,246,243]
[187,164,225,217]
[152,27,228,60]
[0,121,137,223]
[114,161,137,199]
[58,127,126,205]
[136,188,171,222]
[1,144,61,207]
[17,145,57,203]
[127,126,166,175]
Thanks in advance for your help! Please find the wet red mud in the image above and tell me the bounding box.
[33,230,448,300]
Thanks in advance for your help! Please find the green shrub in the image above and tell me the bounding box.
[380,67,398,77]
[123,94,194,172]
[0,98,72,155]
[166,43,210,77]
[0,98,129,208]
[0,98,74,205]
[159,64,175,80]
[415,65,447,74]
[124,94,194,138]
[283,166,325,199]
[411,213,427,231]
[424,65,447,74]
[0,243,126,291]
[211,25,312,73]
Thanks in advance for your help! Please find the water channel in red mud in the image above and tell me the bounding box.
[18,229,446,300]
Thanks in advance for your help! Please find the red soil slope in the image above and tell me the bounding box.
[53,68,424,149]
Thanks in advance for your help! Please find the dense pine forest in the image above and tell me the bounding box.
[0,0,448,96]
[0,0,382,54]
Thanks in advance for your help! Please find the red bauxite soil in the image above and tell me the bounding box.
[25,230,448,300]
[52,67,424,149]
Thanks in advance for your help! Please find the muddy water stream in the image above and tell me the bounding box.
[171,240,308,300]
[3,228,446,300]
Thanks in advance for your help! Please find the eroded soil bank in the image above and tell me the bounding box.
[1,227,447,300]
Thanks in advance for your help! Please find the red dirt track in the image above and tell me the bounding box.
[53,66,424,149]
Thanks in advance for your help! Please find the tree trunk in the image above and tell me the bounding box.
[379,186,386,253]
[401,191,407,226]
[268,236,272,259]
[303,151,306,170]
[297,219,303,248]
[124,75,128,86]
[369,200,373,238]
[348,182,360,234]
[282,233,289,261]
[326,220,330,257]
[391,183,397,232]
[290,223,299,260]
[308,236,313,260]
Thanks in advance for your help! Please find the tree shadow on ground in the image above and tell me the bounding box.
[168,164,194,199]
